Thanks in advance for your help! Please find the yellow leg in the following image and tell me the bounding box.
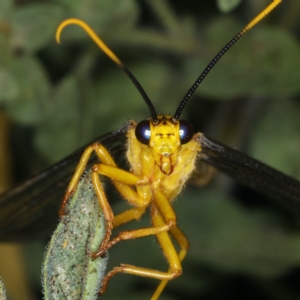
[113,207,147,228]
[92,163,147,206]
[151,250,187,300]
[91,190,177,258]
[91,168,152,257]
[62,145,178,261]
[59,142,124,216]
[59,142,150,259]
[91,161,151,258]
[151,226,190,300]
[99,205,181,295]
[59,145,94,217]
[60,142,146,215]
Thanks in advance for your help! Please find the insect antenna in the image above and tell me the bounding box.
[56,19,158,122]
[174,0,281,120]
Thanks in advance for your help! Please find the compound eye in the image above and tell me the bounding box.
[135,120,151,145]
[179,120,194,144]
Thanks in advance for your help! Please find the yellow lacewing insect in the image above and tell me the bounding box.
[53,1,289,298]
[2,0,300,299]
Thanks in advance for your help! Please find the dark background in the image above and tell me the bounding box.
[1,0,300,299]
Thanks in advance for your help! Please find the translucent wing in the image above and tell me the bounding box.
[199,134,300,213]
[0,124,128,241]
[1,127,300,242]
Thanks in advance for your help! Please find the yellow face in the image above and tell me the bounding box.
[129,115,196,178]
[149,116,181,155]
[148,116,181,175]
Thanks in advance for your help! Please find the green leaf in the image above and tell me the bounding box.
[43,171,107,300]
[249,99,300,180]
[217,0,242,13]
[11,3,64,53]
[184,18,300,99]
[6,56,51,125]
[34,75,82,163]
[176,187,300,277]
[0,0,13,20]
[0,68,19,102]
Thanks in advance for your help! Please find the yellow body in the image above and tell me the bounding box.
[59,117,201,299]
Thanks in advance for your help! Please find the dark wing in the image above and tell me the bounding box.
[0,124,128,242]
[199,134,300,214]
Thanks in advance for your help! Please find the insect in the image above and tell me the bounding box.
[52,0,296,298]
[0,1,299,295]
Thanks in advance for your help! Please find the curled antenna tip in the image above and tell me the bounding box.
[55,21,66,44]
[54,18,158,120]
[55,18,84,44]
[55,31,61,44]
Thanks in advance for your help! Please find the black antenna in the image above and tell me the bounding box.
[120,63,158,122]
[174,0,281,120]
[56,19,158,122]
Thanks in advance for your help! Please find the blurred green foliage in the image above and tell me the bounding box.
[217,0,241,12]
[1,0,300,299]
